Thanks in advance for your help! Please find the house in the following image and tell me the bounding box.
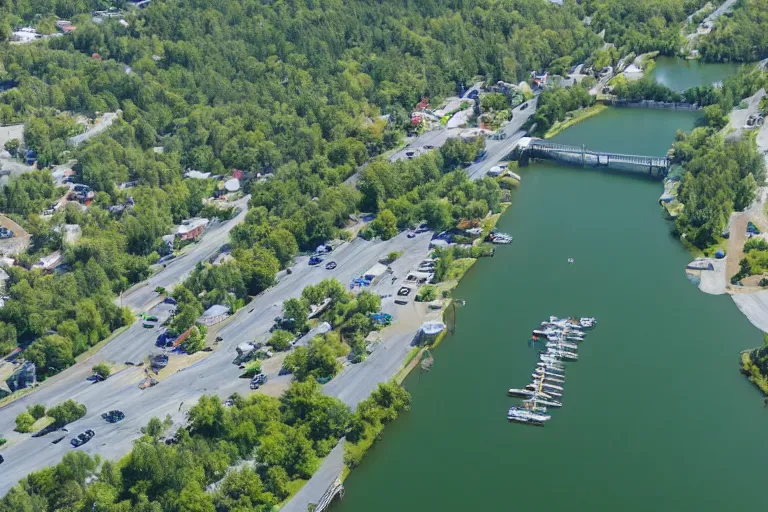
[6,361,36,392]
[184,169,211,180]
[12,27,41,43]
[33,251,63,271]
[56,20,77,33]
[174,218,209,241]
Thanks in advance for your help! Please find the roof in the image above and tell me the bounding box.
[224,178,240,192]
[363,263,388,279]
[175,218,209,235]
[420,321,446,335]
[202,304,229,317]
[185,170,211,180]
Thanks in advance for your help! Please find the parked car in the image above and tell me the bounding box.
[325,261,337,270]
[309,255,324,265]
[163,297,177,305]
[407,231,416,238]
[102,410,125,423]
[70,429,95,448]
[250,373,268,389]
[520,102,528,110]
[0,227,14,239]
[0,454,3,464]
[397,287,411,297]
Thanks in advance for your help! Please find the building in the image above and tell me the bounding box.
[6,361,36,392]
[174,218,209,241]
[363,263,388,284]
[12,27,41,43]
[33,251,63,271]
[197,304,230,326]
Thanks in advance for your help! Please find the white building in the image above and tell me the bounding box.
[12,27,41,43]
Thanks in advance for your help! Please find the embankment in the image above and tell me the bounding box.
[543,104,607,139]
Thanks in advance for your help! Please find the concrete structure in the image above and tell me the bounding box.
[363,263,388,283]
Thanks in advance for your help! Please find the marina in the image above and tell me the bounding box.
[508,317,596,426]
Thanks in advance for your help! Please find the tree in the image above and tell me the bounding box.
[47,400,87,427]
[182,326,206,354]
[283,298,310,333]
[15,412,35,433]
[92,362,111,379]
[27,404,46,420]
[235,246,280,295]
[369,209,398,240]
[269,330,294,351]
[0,321,17,355]
[263,229,299,268]
[3,138,20,156]
[356,291,381,315]
[24,335,75,379]
[141,417,166,438]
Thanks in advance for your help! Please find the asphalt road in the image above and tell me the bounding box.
[0,230,433,495]
[119,195,251,312]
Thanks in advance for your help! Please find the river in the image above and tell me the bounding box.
[333,64,768,512]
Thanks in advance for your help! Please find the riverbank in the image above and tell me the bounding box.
[543,104,607,139]
[740,349,768,394]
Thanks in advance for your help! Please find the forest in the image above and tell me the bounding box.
[0,0,604,368]
[698,0,768,62]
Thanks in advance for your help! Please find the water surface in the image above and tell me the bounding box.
[335,108,768,511]
[649,56,742,91]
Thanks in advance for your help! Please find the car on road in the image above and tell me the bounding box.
[86,374,105,383]
[520,102,528,110]
[325,261,337,270]
[250,373,268,389]
[0,227,14,239]
[407,231,416,238]
[309,255,324,266]
[102,410,125,423]
[0,454,4,464]
[70,429,95,448]
[423,144,434,150]
[163,297,177,305]
[397,286,412,297]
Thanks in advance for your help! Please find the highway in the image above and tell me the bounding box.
[0,230,433,495]
[119,195,251,312]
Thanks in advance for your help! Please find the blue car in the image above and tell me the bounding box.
[309,255,324,265]
[163,297,177,305]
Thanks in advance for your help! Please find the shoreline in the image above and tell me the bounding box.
[543,104,607,139]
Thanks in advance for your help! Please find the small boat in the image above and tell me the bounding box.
[508,388,553,400]
[536,381,564,392]
[507,415,545,427]
[543,350,578,362]
[523,398,562,408]
[536,361,565,371]
[488,232,513,244]
[546,340,579,351]
[508,406,550,422]
[568,257,574,263]
[532,371,565,383]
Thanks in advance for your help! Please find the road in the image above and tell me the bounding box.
[119,195,251,311]
[466,96,539,180]
[0,230,433,495]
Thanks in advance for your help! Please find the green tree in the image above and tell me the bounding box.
[356,291,381,315]
[283,298,310,333]
[369,209,398,240]
[269,329,294,351]
[27,404,46,420]
[47,400,87,427]
[92,362,111,379]
[15,411,35,433]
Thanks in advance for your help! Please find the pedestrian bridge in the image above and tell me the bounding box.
[521,139,670,178]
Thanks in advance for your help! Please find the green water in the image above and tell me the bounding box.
[334,76,768,511]
[649,56,743,91]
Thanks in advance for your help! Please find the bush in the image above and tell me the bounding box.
[744,237,768,252]
[182,326,206,354]
[15,411,35,433]
[92,362,112,379]
[418,286,438,302]
[0,437,6,446]
[28,404,46,420]
[244,360,262,377]
[48,400,87,427]
[269,330,294,351]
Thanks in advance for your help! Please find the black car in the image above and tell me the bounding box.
[309,255,324,265]
[325,261,337,270]
[70,429,95,447]
[250,373,268,389]
[520,102,528,110]
[0,454,4,464]
[102,410,125,423]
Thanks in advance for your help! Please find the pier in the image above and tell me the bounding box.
[521,139,670,178]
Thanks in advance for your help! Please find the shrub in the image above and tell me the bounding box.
[92,362,112,379]
[28,404,46,420]
[48,400,87,427]
[269,330,294,351]
[418,286,438,302]
[244,360,262,377]
[15,411,35,433]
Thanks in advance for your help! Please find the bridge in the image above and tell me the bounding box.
[522,139,670,178]
[308,477,344,512]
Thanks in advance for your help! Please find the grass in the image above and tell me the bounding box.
[544,103,608,139]
[445,258,477,281]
